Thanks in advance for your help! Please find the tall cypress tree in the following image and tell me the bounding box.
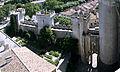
[7,14,17,37]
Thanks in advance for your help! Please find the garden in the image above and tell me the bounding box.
[40,50,61,66]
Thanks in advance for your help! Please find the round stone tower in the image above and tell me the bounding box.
[99,0,119,71]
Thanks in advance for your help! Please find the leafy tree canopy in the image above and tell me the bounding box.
[54,16,72,26]
[45,0,64,10]
[38,26,55,49]
[24,3,42,17]
[0,4,16,21]
[55,35,78,53]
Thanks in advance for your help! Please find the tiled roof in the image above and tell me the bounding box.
[0,47,56,72]
[12,47,56,72]
[60,0,98,16]
[61,9,76,16]
[0,50,29,72]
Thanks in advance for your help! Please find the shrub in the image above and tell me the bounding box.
[45,58,59,66]
[18,42,24,46]
[15,37,22,42]
[45,58,55,65]
[40,54,45,58]
[49,50,54,55]
[54,51,60,57]
[49,50,60,57]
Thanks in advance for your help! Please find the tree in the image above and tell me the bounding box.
[21,0,29,3]
[55,35,78,53]
[38,26,55,49]
[54,16,72,26]
[3,4,16,16]
[0,10,4,22]
[18,29,23,37]
[0,4,16,22]
[24,3,42,17]
[12,0,21,4]
[53,0,86,13]
[28,30,36,41]
[45,0,64,10]
[45,0,57,10]
[6,14,17,37]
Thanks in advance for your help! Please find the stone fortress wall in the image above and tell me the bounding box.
[10,8,73,38]
[9,0,98,40]
[9,0,100,65]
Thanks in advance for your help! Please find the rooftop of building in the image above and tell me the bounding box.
[60,0,98,16]
[0,50,29,72]
[13,47,56,72]
[52,23,72,30]
[21,20,38,26]
[90,13,97,20]
[0,47,56,72]
[60,9,76,16]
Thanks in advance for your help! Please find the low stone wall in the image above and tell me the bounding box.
[52,28,73,38]
[19,25,74,38]
[19,25,38,35]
